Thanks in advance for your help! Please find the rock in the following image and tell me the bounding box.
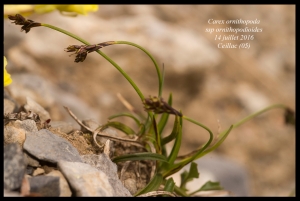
[9,119,39,133]
[124,178,137,195]
[32,168,45,176]
[26,166,35,175]
[57,160,115,196]
[28,175,60,197]
[50,121,77,134]
[82,119,101,132]
[4,189,22,197]
[23,96,51,122]
[4,126,26,147]
[81,154,132,196]
[23,152,40,167]
[4,143,27,191]
[4,98,18,114]
[46,170,72,197]
[4,119,39,147]
[170,154,249,196]
[6,73,101,125]
[23,129,83,164]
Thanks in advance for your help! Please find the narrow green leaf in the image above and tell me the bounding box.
[199,125,234,158]
[137,123,146,136]
[112,152,169,163]
[104,121,136,135]
[134,174,163,196]
[152,115,161,154]
[162,114,181,145]
[158,93,172,135]
[164,178,175,193]
[180,171,189,191]
[180,162,199,189]
[173,185,189,197]
[189,181,223,196]
[108,112,141,126]
[162,116,214,178]
[166,115,182,166]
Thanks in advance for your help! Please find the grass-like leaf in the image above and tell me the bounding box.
[180,162,199,190]
[104,121,136,135]
[166,115,182,166]
[134,173,163,196]
[162,114,181,145]
[112,152,169,163]
[164,177,176,193]
[189,181,223,196]
[158,93,172,135]
[108,112,141,127]
[152,115,162,154]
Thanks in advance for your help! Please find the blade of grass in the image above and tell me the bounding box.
[114,41,163,97]
[162,116,214,178]
[158,93,172,135]
[152,115,162,155]
[104,121,136,135]
[108,112,141,126]
[134,173,163,196]
[165,115,182,166]
[112,152,169,163]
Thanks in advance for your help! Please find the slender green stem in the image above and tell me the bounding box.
[179,116,213,162]
[115,41,163,97]
[177,103,288,160]
[218,103,287,140]
[162,116,214,178]
[214,103,288,145]
[182,115,214,151]
[41,23,145,101]
[231,103,286,129]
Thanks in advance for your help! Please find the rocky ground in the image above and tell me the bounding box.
[4,5,295,196]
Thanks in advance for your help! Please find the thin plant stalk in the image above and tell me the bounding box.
[114,41,163,97]
[41,23,145,101]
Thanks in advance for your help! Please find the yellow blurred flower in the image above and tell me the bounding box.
[34,5,99,15]
[4,56,12,87]
[4,4,98,18]
[4,5,34,18]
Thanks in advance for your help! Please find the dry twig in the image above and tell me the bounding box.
[63,106,145,149]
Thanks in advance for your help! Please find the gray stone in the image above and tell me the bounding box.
[4,98,18,114]
[28,175,60,197]
[24,96,51,122]
[4,119,38,147]
[82,119,101,132]
[50,121,77,134]
[10,119,39,133]
[46,170,72,197]
[4,143,26,190]
[26,166,35,175]
[24,152,40,167]
[124,178,137,195]
[23,129,83,164]
[57,160,115,196]
[4,126,26,147]
[170,154,250,196]
[4,189,22,197]
[32,168,45,176]
[81,154,132,196]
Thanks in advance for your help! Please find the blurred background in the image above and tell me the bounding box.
[4,5,295,196]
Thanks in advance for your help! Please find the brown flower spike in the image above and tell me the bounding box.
[284,108,295,126]
[65,41,115,62]
[8,14,41,33]
[143,96,182,116]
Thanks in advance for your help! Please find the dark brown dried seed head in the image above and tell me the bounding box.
[143,95,182,116]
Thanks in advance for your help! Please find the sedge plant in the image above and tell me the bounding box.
[7,14,295,197]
